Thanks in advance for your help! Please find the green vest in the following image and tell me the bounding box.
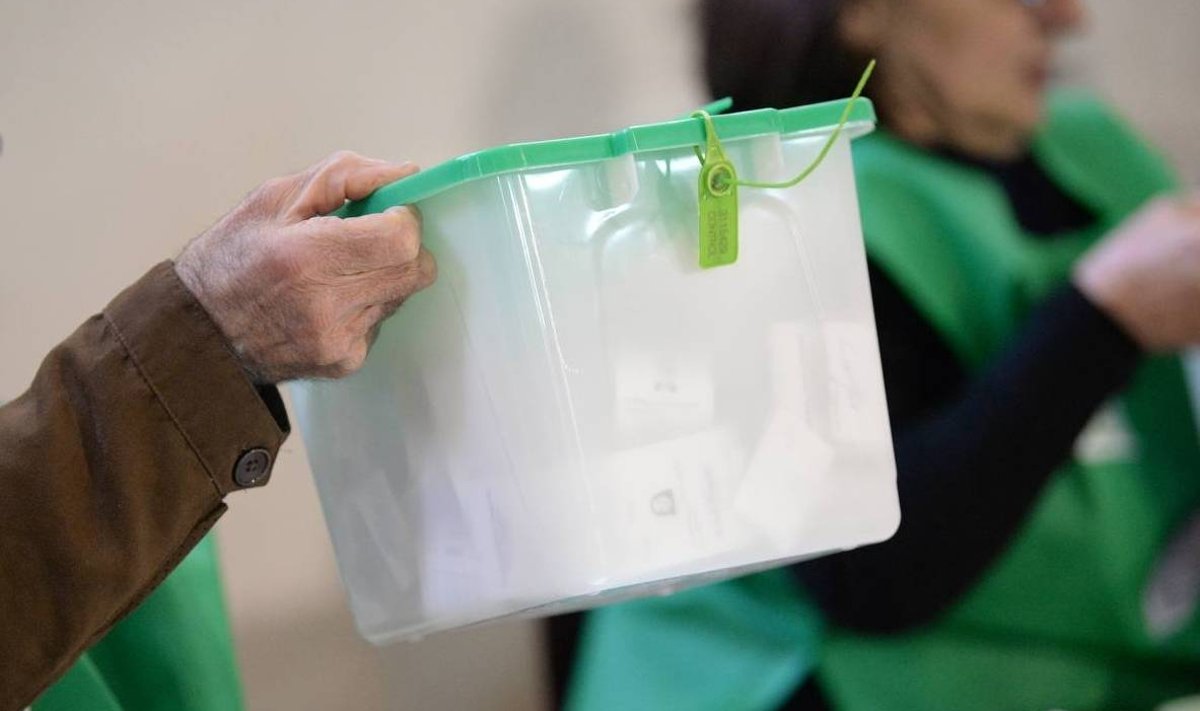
[33,535,243,711]
[568,92,1200,711]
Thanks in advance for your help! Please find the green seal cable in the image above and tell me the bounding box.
[692,59,876,192]
[689,60,875,269]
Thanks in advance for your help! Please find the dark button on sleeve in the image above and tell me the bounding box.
[233,448,273,488]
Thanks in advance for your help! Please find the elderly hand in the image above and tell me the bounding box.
[175,151,435,383]
[1075,194,1200,353]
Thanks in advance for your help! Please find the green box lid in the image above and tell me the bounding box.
[339,97,875,217]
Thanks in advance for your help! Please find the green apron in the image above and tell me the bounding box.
[33,535,243,711]
[567,91,1200,711]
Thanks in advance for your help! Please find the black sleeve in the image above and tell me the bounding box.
[791,261,1142,633]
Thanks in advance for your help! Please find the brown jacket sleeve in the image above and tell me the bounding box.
[0,262,289,710]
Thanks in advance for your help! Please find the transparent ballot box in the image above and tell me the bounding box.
[291,98,899,643]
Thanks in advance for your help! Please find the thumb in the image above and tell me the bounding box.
[286,151,419,221]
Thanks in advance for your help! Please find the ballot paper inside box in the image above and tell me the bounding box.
[290,99,900,644]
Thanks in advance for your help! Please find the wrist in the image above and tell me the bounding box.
[1071,262,1149,352]
[173,255,271,384]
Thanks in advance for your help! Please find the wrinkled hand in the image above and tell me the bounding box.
[175,151,436,383]
[1074,194,1200,353]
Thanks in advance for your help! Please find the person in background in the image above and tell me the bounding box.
[0,151,435,711]
[557,0,1200,709]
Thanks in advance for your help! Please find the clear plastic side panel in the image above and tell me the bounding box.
[292,177,595,642]
[520,130,898,593]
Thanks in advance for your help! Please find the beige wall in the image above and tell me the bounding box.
[1060,1,1200,183]
[0,1,1196,710]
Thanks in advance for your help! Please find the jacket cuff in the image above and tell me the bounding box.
[103,261,290,496]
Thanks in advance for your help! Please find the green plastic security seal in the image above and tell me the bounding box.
[687,60,874,269]
[334,97,876,219]
[692,110,739,268]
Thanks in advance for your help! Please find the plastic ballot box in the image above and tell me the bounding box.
[291,97,899,644]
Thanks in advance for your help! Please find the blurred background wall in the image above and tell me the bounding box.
[0,1,1196,709]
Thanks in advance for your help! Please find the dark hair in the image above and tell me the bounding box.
[698,0,869,111]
